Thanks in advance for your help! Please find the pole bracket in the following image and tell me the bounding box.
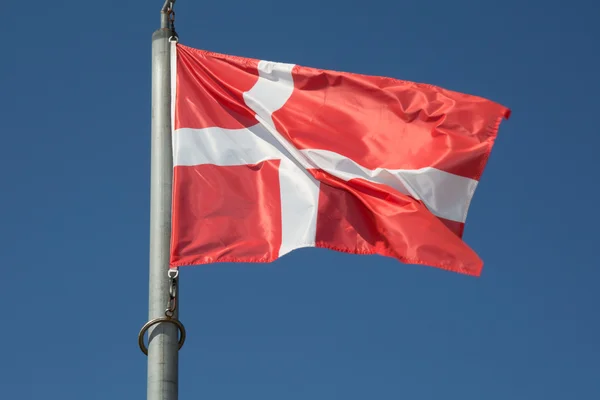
[139,268,185,356]
[138,316,186,356]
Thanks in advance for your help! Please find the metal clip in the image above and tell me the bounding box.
[165,268,179,318]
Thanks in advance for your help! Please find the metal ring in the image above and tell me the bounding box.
[168,268,179,278]
[138,317,186,356]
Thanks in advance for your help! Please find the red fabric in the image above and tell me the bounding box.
[175,45,259,130]
[170,44,510,276]
[171,161,282,265]
[275,66,510,180]
[312,171,481,274]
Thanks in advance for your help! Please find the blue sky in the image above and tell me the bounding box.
[2,0,599,399]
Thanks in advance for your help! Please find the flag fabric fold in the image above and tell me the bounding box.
[169,42,510,276]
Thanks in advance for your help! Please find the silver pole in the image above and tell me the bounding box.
[148,1,178,400]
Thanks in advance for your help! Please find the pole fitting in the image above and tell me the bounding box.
[138,317,186,356]
[161,0,176,12]
[160,0,177,35]
[138,267,186,356]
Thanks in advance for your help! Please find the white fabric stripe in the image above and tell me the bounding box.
[243,61,295,127]
[173,126,476,223]
[277,160,320,255]
[243,62,315,170]
[174,124,282,167]
[243,61,320,256]
[301,149,477,223]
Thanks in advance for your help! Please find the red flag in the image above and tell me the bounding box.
[169,43,510,276]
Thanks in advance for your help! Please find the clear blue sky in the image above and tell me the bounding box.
[2,0,599,399]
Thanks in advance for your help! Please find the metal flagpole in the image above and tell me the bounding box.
[142,1,182,400]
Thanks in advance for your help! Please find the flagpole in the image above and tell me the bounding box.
[147,1,178,400]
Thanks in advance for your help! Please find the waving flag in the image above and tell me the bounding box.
[169,43,510,276]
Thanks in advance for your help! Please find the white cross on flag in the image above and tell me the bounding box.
[169,43,510,276]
